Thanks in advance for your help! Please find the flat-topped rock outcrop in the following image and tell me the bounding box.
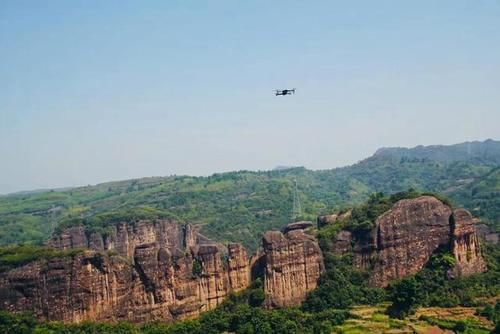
[0,219,250,323]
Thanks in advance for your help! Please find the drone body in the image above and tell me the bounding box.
[275,88,296,96]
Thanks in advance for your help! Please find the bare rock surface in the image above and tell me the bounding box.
[317,210,352,228]
[449,209,487,277]
[261,229,324,307]
[346,196,487,287]
[0,219,250,323]
[0,196,488,322]
[331,230,353,255]
[283,221,314,233]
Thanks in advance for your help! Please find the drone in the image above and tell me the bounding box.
[275,88,296,96]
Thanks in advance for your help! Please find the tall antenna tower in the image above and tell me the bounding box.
[291,178,302,221]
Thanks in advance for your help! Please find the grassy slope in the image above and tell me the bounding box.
[0,140,498,251]
[334,304,493,334]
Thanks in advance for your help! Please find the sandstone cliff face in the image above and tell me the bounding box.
[49,220,195,256]
[0,219,250,323]
[261,226,324,307]
[449,209,487,277]
[0,252,137,322]
[227,243,251,291]
[333,196,487,287]
[356,196,452,287]
[0,196,488,322]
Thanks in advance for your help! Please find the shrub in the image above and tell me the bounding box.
[387,277,421,318]
[302,255,386,312]
[192,260,203,277]
[0,245,83,272]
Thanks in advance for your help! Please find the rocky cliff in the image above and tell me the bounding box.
[0,195,488,322]
[0,217,322,322]
[261,225,324,307]
[328,196,487,287]
[449,209,487,277]
[0,219,250,322]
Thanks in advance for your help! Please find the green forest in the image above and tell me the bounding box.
[0,142,499,332]
[1,140,498,251]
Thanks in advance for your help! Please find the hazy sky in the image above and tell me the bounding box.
[1,1,499,194]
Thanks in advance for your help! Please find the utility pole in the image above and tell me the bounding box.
[291,178,301,221]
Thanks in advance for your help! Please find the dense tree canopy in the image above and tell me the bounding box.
[1,140,499,251]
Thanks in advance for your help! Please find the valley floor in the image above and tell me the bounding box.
[333,304,494,334]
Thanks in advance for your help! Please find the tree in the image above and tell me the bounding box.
[387,277,421,318]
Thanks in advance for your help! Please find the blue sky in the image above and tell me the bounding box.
[0,1,499,193]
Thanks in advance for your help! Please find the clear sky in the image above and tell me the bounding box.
[1,1,499,194]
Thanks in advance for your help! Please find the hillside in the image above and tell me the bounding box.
[373,139,500,164]
[1,192,498,333]
[0,139,498,250]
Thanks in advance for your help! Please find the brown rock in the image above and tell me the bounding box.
[0,219,250,323]
[332,230,352,255]
[317,214,338,228]
[283,221,314,233]
[0,251,135,322]
[351,196,487,287]
[49,226,88,250]
[227,243,250,291]
[88,232,105,251]
[362,196,451,287]
[262,229,324,307]
[317,210,351,228]
[449,209,487,277]
[1,196,488,322]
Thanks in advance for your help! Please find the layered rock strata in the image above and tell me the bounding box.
[449,209,487,277]
[261,226,324,307]
[0,196,488,322]
[0,219,250,322]
[329,196,487,287]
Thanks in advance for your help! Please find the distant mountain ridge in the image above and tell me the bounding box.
[0,139,498,250]
[373,139,500,164]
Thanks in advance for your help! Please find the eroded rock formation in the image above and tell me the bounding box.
[0,195,488,323]
[283,221,314,233]
[329,196,487,287]
[317,210,351,228]
[0,219,250,323]
[261,225,324,307]
[356,196,452,287]
[449,209,487,277]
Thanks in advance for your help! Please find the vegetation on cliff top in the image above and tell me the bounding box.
[0,140,498,250]
[0,245,84,272]
[317,189,452,244]
[56,207,179,235]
